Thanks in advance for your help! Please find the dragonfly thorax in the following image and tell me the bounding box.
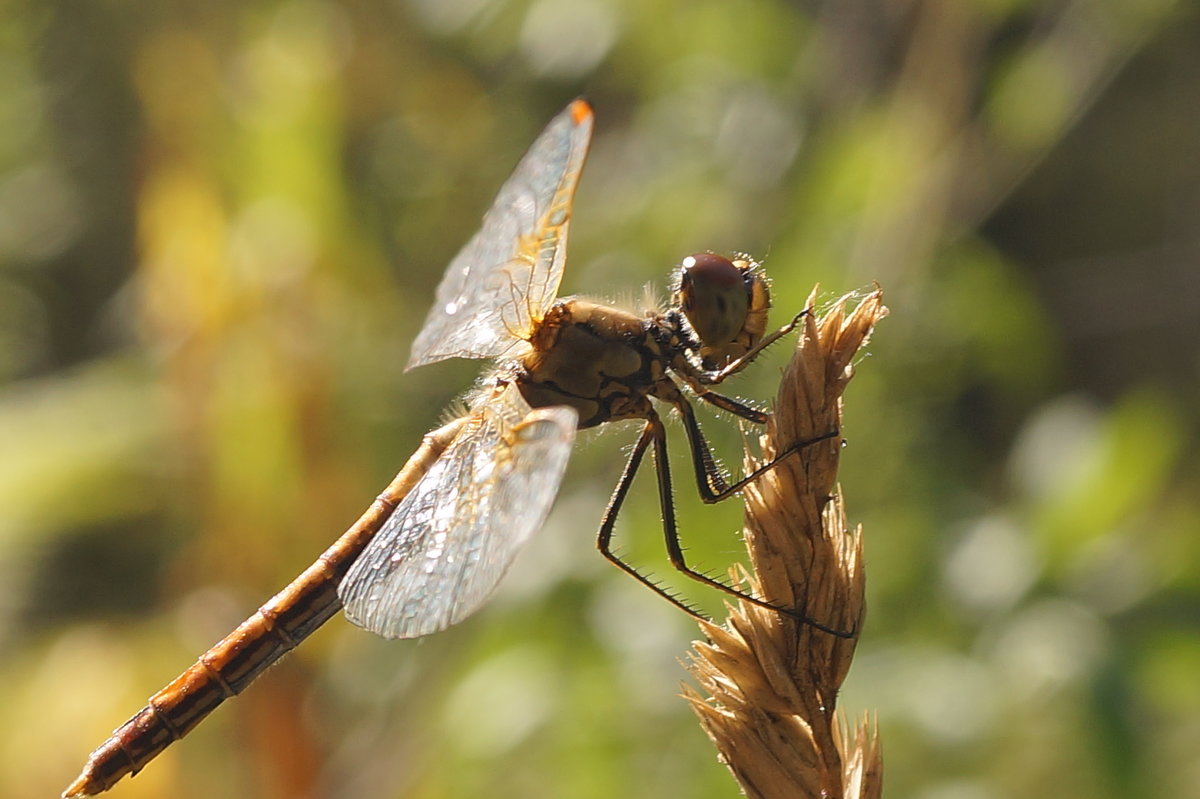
[514,255,773,430]
[516,298,681,429]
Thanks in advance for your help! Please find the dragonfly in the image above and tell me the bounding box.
[63,99,843,799]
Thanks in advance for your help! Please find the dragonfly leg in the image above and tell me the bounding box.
[698,308,811,386]
[693,387,769,424]
[597,409,853,638]
[671,391,840,503]
[646,410,855,638]
[595,417,706,619]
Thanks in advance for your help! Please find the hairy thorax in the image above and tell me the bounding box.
[516,299,672,428]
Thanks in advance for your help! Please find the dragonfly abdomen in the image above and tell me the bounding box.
[63,418,468,799]
[64,602,317,797]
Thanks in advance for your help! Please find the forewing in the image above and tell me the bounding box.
[406,100,594,370]
[339,388,577,638]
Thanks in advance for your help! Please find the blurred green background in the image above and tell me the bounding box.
[3,1,1198,797]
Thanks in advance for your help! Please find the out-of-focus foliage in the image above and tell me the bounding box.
[2,1,1198,798]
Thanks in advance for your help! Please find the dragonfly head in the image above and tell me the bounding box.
[673,253,770,370]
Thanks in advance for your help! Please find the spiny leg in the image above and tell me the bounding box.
[698,308,811,386]
[597,409,852,637]
[671,388,772,498]
[645,409,853,638]
[676,304,817,427]
[595,418,706,619]
[672,391,840,503]
[694,387,769,424]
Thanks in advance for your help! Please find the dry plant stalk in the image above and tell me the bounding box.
[684,287,887,799]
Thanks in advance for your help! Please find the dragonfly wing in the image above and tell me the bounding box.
[339,386,577,638]
[406,100,594,370]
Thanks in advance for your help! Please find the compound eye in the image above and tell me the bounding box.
[678,253,750,348]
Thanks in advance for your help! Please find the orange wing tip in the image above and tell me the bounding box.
[568,98,593,125]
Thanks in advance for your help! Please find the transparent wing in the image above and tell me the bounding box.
[338,385,577,638]
[406,100,594,371]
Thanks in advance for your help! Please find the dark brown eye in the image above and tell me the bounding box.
[680,253,742,293]
[678,253,750,348]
